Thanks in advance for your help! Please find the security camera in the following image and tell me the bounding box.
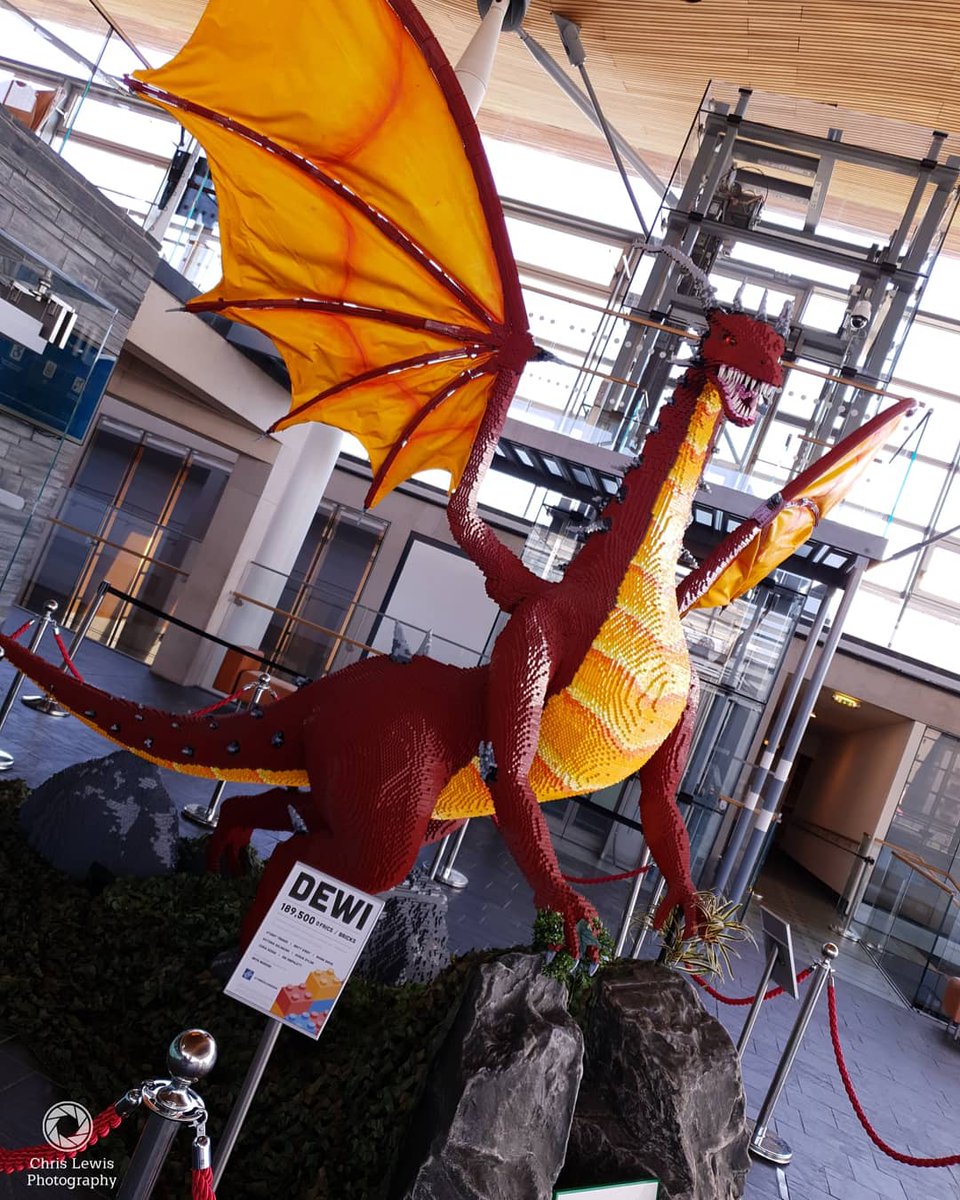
[848,298,872,330]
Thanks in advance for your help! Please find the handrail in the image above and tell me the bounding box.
[876,839,960,895]
[889,849,957,901]
[45,517,190,578]
[231,591,384,658]
[790,817,866,856]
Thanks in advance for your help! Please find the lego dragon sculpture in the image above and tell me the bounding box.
[0,308,785,957]
[0,0,911,959]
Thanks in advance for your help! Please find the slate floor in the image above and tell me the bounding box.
[0,626,958,1200]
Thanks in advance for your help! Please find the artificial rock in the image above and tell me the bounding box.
[356,868,449,986]
[560,960,750,1200]
[394,952,583,1200]
[20,750,179,879]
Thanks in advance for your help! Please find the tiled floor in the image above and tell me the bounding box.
[1,628,958,1199]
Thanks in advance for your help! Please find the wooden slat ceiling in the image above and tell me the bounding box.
[23,0,960,251]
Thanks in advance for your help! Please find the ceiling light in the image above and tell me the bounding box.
[832,692,861,709]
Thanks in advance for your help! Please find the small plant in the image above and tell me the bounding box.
[532,909,614,986]
[643,891,755,979]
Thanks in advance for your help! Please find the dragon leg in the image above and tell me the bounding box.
[238,724,455,947]
[207,786,305,875]
[637,671,705,940]
[484,612,599,959]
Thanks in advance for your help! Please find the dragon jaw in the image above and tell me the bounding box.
[699,309,786,428]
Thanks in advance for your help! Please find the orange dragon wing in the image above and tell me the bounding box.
[679,397,916,613]
[128,0,530,505]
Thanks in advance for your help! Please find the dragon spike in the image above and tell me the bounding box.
[643,240,717,304]
[775,300,793,336]
[756,290,769,322]
[415,630,433,657]
[731,281,745,312]
[390,621,412,664]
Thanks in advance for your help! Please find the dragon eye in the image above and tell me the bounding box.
[723,332,737,345]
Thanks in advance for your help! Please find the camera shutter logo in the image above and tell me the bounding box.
[43,1101,93,1152]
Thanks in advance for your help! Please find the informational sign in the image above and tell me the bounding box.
[0,332,115,441]
[226,862,384,1039]
[760,906,799,1000]
[554,1180,658,1199]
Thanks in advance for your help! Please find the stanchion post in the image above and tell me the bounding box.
[631,873,666,957]
[213,1017,282,1188]
[428,833,452,880]
[0,601,59,740]
[183,672,277,829]
[65,580,110,659]
[736,943,779,1058]
[436,818,470,889]
[20,600,70,718]
[749,942,839,1165]
[615,844,651,957]
[116,1030,217,1200]
[831,833,875,942]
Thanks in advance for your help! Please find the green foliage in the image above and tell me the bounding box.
[532,908,614,996]
[0,780,481,1200]
[649,891,755,978]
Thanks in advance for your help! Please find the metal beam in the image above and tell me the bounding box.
[518,29,670,202]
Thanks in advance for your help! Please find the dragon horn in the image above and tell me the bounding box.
[731,282,745,312]
[756,290,769,321]
[390,622,412,663]
[775,300,793,336]
[415,630,433,657]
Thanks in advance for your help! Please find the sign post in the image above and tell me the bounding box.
[213,862,384,1185]
[737,906,799,1057]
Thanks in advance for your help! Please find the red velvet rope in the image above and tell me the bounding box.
[192,1166,217,1200]
[0,1104,123,1174]
[8,619,33,642]
[186,688,248,719]
[827,980,960,1168]
[53,629,84,682]
[562,865,651,885]
[692,965,813,1006]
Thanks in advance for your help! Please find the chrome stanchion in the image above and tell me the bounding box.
[427,833,452,880]
[630,873,666,957]
[615,844,652,957]
[436,818,470,889]
[0,602,63,760]
[182,672,276,829]
[736,942,780,1058]
[116,1029,217,1200]
[749,942,839,1165]
[64,580,110,661]
[20,601,69,718]
[213,1017,282,1188]
[831,833,875,943]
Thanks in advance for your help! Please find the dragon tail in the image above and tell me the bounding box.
[0,632,308,786]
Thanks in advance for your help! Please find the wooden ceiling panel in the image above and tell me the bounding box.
[17,0,960,251]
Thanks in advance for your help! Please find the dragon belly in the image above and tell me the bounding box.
[432,594,690,820]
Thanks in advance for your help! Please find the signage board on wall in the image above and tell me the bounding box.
[0,332,115,442]
[225,862,384,1040]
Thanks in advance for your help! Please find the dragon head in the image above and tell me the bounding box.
[699,309,786,427]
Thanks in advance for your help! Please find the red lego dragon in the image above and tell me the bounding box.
[0,0,912,961]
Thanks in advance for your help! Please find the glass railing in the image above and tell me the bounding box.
[850,843,960,1015]
[229,561,486,681]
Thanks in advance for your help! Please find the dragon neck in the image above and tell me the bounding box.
[568,370,723,595]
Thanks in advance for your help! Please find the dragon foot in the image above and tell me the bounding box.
[652,883,708,943]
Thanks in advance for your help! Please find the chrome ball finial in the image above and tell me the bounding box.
[167,1030,218,1082]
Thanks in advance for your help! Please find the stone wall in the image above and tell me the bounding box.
[0,106,157,612]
